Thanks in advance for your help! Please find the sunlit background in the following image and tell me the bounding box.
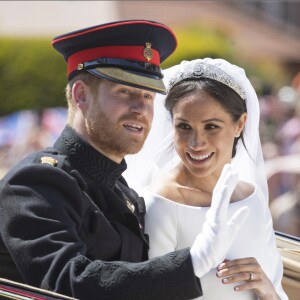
[0,1,299,239]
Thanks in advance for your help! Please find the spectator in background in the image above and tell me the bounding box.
[0,108,67,173]
[263,79,300,237]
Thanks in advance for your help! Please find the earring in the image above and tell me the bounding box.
[235,132,240,138]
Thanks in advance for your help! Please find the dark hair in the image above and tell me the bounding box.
[165,78,247,157]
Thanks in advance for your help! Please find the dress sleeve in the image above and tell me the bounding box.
[144,190,179,258]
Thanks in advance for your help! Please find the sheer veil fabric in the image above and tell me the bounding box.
[124,58,288,299]
[124,58,269,208]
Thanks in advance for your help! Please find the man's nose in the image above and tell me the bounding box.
[129,94,147,114]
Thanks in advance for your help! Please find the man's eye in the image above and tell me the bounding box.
[144,93,154,100]
[120,89,129,94]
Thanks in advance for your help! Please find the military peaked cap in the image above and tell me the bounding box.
[51,20,177,94]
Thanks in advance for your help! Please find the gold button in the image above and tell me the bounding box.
[126,199,135,213]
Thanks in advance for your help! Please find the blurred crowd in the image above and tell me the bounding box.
[0,74,299,238]
[260,72,300,238]
[0,107,67,177]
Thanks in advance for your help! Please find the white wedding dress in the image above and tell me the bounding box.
[124,58,288,300]
[143,184,287,300]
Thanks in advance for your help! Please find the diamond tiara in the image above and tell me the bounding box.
[168,62,246,100]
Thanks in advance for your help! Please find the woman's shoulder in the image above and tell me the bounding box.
[231,180,256,203]
[148,181,180,201]
[147,176,257,206]
[143,179,181,217]
[147,173,182,203]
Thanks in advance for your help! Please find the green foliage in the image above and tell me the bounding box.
[162,24,291,96]
[162,24,235,69]
[0,37,67,116]
[0,26,292,117]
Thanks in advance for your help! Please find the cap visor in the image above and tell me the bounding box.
[88,67,166,94]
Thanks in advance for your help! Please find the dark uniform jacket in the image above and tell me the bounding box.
[0,126,202,300]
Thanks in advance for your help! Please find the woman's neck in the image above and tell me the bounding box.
[175,163,218,194]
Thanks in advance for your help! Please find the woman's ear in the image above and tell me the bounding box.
[237,112,247,134]
[72,80,89,110]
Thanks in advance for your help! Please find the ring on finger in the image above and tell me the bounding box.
[248,272,254,281]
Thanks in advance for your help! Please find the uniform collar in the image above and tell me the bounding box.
[54,125,127,188]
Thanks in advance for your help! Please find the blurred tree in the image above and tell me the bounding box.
[0,37,67,116]
[162,23,291,96]
[162,24,235,68]
[0,26,292,116]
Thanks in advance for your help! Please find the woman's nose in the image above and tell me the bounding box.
[188,132,206,150]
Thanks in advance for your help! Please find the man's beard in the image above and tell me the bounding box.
[86,107,149,158]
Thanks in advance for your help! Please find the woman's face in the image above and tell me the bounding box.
[172,91,246,179]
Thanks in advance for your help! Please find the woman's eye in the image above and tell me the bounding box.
[205,124,219,130]
[176,123,191,130]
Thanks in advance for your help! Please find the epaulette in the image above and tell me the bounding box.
[35,147,88,192]
[34,147,67,170]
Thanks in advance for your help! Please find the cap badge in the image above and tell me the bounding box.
[77,63,84,70]
[40,156,58,166]
[143,42,153,62]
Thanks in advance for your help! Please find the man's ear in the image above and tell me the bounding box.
[72,80,89,110]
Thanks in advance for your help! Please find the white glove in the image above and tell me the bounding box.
[190,163,249,278]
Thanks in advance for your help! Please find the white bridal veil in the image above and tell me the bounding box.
[124,58,269,206]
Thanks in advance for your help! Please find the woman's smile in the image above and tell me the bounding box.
[187,152,214,163]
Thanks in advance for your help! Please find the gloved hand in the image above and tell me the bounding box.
[190,163,249,278]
